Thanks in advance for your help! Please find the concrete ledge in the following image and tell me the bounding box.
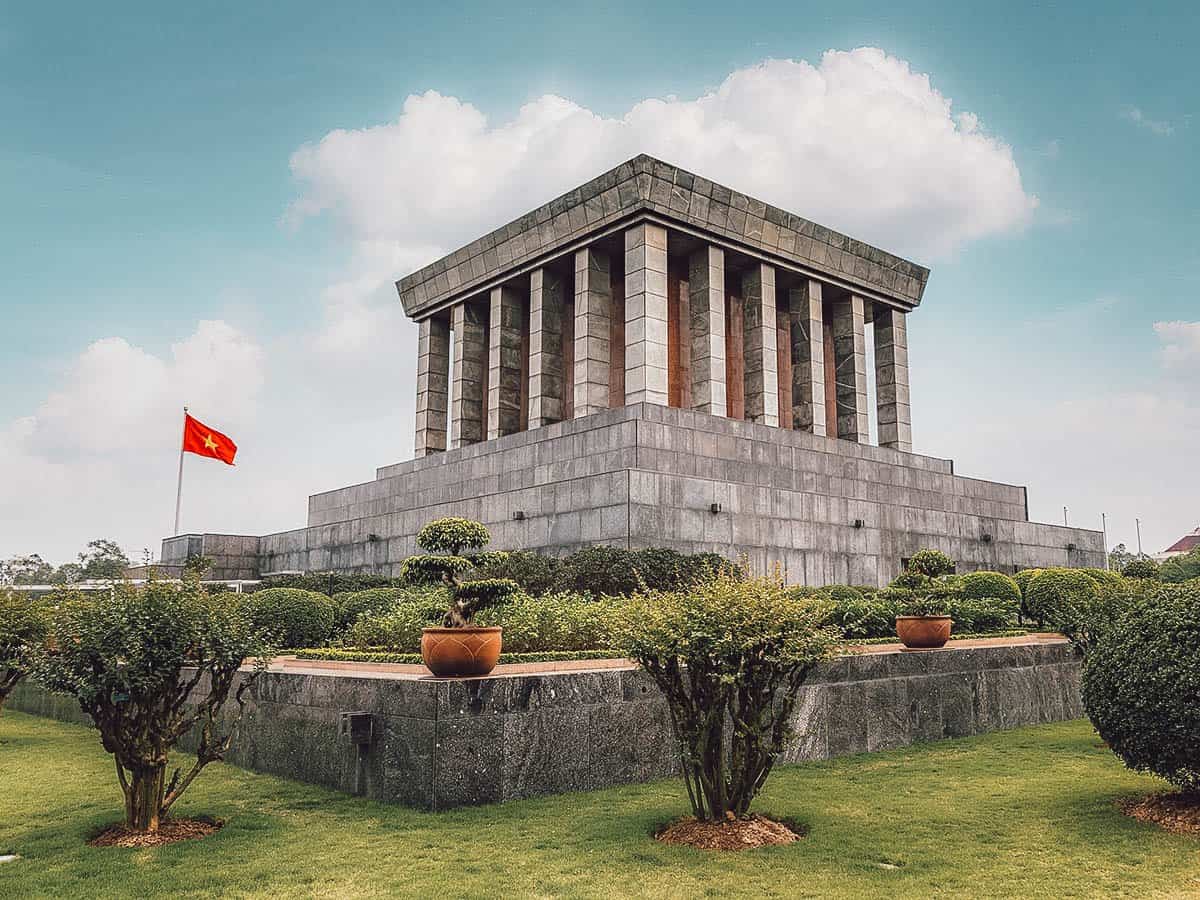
[9,637,1083,810]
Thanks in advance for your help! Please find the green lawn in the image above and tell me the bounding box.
[1,712,1197,899]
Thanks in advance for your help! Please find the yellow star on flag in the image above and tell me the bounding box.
[203,434,219,451]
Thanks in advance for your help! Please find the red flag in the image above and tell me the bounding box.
[182,413,237,465]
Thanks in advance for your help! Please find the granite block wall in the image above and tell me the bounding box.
[213,404,1103,586]
[9,640,1084,810]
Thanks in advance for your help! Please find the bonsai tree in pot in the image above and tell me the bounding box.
[893,550,958,649]
[401,517,519,676]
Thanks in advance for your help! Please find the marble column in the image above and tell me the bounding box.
[624,222,669,405]
[573,247,612,418]
[528,267,566,429]
[450,300,487,448]
[413,314,450,456]
[687,245,726,416]
[741,262,779,426]
[874,305,913,452]
[487,285,524,440]
[831,293,869,443]
[788,279,827,437]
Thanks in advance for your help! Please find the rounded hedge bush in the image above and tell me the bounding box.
[1121,557,1161,580]
[960,571,1022,604]
[1012,568,1043,599]
[1024,568,1099,627]
[906,549,955,578]
[242,588,336,649]
[1082,584,1200,791]
[332,588,411,631]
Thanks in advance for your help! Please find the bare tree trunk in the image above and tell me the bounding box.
[0,669,23,715]
[127,765,166,832]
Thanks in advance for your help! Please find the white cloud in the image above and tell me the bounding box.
[290,48,1036,273]
[1121,106,1175,136]
[1154,320,1200,372]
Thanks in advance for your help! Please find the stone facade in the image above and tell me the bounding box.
[179,404,1102,584]
[161,156,1104,582]
[10,639,1085,810]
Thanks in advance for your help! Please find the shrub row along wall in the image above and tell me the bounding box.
[10,640,1082,810]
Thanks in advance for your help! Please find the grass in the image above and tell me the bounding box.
[1,713,1197,899]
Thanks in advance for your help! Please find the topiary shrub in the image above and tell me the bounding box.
[404,518,519,627]
[943,596,1019,632]
[906,549,955,579]
[0,589,50,714]
[1083,583,1200,792]
[416,517,490,555]
[1121,558,1161,581]
[332,588,410,631]
[1013,568,1042,599]
[1023,568,1125,651]
[242,588,336,648]
[618,573,839,822]
[960,571,1022,604]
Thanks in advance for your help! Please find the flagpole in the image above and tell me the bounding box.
[174,406,188,536]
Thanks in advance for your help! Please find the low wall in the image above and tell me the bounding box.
[9,639,1083,810]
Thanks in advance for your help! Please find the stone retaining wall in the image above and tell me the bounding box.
[9,640,1083,810]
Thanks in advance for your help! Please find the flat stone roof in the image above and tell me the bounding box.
[396,154,930,320]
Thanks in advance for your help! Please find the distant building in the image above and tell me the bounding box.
[1154,526,1200,561]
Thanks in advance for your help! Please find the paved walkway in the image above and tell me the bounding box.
[262,633,1068,681]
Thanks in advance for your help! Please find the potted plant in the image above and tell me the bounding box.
[893,550,958,650]
[401,517,518,677]
[895,595,953,649]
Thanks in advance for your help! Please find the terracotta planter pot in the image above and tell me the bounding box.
[895,615,952,650]
[420,626,503,677]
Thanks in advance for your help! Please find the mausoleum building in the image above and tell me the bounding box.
[163,155,1104,584]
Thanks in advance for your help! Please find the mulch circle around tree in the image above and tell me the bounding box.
[656,814,805,851]
[1120,793,1200,836]
[88,817,223,848]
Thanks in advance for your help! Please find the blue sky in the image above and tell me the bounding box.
[1,1,1197,562]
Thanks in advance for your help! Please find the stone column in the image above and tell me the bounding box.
[741,263,779,426]
[624,222,669,405]
[487,285,524,440]
[831,293,869,443]
[528,267,566,429]
[687,245,726,416]
[573,247,612,418]
[450,301,487,448]
[788,280,827,437]
[414,314,450,457]
[874,305,913,452]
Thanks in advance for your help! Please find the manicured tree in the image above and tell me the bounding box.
[619,573,840,821]
[905,549,955,579]
[1121,557,1161,580]
[401,517,518,626]
[1083,584,1200,793]
[34,578,270,833]
[0,589,49,714]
